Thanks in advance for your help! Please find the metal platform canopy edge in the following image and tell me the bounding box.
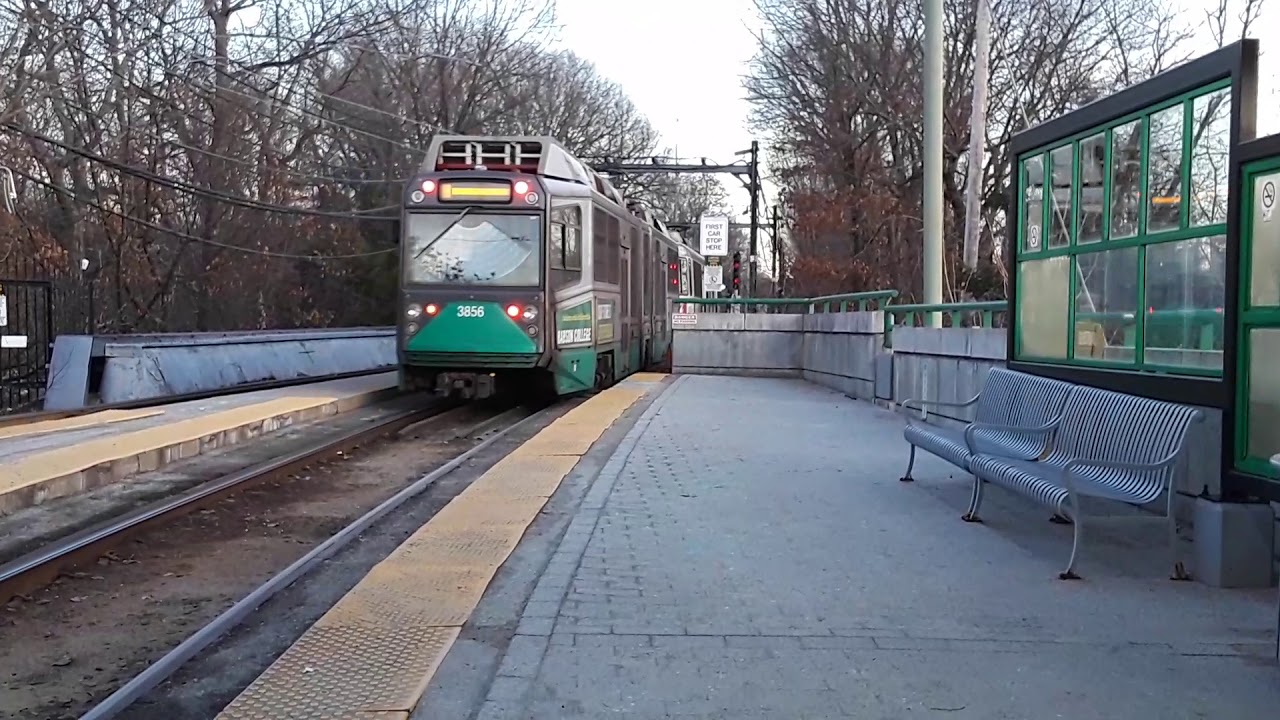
[1004,39,1259,410]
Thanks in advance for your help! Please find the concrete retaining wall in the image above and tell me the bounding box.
[672,314,803,377]
[45,327,396,409]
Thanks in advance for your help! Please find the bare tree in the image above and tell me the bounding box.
[0,0,665,334]
[743,0,1250,301]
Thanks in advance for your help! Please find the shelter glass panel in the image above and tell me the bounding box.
[1014,80,1232,379]
[1017,256,1070,359]
[1144,236,1225,371]
[1190,88,1232,227]
[1074,247,1140,362]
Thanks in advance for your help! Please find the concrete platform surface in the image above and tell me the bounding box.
[0,372,397,513]
[459,375,1280,720]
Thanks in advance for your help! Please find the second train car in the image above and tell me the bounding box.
[397,135,706,400]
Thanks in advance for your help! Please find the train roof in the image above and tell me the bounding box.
[424,134,699,256]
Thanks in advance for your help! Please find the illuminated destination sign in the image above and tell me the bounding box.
[439,181,512,202]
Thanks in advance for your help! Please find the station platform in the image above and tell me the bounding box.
[217,374,1280,720]
[0,372,397,514]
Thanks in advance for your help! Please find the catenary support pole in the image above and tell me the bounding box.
[962,0,991,271]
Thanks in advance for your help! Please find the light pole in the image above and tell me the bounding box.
[923,0,944,325]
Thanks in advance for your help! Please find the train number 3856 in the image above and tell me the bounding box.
[456,304,486,318]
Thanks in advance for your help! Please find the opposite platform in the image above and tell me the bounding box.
[460,375,1279,719]
[0,372,397,513]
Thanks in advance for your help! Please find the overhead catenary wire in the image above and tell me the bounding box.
[4,122,402,221]
[11,11,435,160]
[45,91,410,186]
[7,164,396,260]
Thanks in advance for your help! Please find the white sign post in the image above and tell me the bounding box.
[703,265,724,293]
[698,214,729,257]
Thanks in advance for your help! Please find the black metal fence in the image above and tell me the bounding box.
[0,244,92,414]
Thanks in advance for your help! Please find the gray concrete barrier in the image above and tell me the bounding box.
[45,327,395,409]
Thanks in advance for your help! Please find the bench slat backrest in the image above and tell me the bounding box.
[974,368,1073,427]
[1049,385,1200,475]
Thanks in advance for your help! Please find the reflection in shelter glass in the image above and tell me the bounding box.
[1146,105,1184,234]
[1048,145,1073,248]
[1109,120,1143,240]
[1190,88,1232,227]
[1077,133,1106,244]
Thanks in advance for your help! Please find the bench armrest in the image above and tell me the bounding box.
[902,394,981,428]
[963,416,1060,453]
[1062,445,1184,477]
[901,393,981,412]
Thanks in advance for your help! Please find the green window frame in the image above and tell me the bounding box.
[1014,79,1233,377]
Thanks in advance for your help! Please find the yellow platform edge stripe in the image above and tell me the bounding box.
[0,373,396,496]
[0,407,165,441]
[214,377,665,720]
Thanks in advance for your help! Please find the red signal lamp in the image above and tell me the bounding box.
[506,303,521,318]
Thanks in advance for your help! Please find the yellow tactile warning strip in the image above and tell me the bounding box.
[0,373,395,511]
[0,408,165,440]
[214,375,666,720]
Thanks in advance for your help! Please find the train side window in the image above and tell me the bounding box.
[606,214,622,284]
[592,207,609,283]
[551,205,582,289]
[551,205,582,271]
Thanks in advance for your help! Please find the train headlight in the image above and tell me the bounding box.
[526,325,538,336]
[405,303,422,319]
[522,306,538,321]
[405,322,420,335]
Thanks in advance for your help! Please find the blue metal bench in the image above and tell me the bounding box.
[900,367,1073,484]
[965,384,1202,581]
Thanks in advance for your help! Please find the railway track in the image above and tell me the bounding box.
[0,392,561,720]
[0,395,448,602]
[71,398,556,720]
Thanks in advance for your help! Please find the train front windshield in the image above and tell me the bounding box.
[404,212,542,286]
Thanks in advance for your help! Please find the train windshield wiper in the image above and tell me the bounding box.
[413,206,476,260]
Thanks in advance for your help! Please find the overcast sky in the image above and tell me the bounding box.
[555,0,1278,221]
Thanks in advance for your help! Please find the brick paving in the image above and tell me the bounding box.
[467,375,1280,719]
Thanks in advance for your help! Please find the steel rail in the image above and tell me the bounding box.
[76,401,559,720]
[0,399,453,601]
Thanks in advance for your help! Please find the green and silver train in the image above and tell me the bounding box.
[397,135,706,400]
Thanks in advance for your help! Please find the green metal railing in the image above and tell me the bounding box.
[671,294,1221,355]
[882,301,1009,349]
[674,290,899,314]
[1075,308,1223,351]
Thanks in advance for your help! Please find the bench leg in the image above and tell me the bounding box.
[1167,491,1192,581]
[962,474,984,522]
[1059,495,1083,580]
[900,445,916,482]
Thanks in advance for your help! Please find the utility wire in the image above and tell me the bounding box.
[7,164,396,260]
[49,91,409,186]
[12,12,432,160]
[5,122,401,220]
[149,16,458,139]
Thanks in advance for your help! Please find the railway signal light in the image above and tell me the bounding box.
[732,252,741,290]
